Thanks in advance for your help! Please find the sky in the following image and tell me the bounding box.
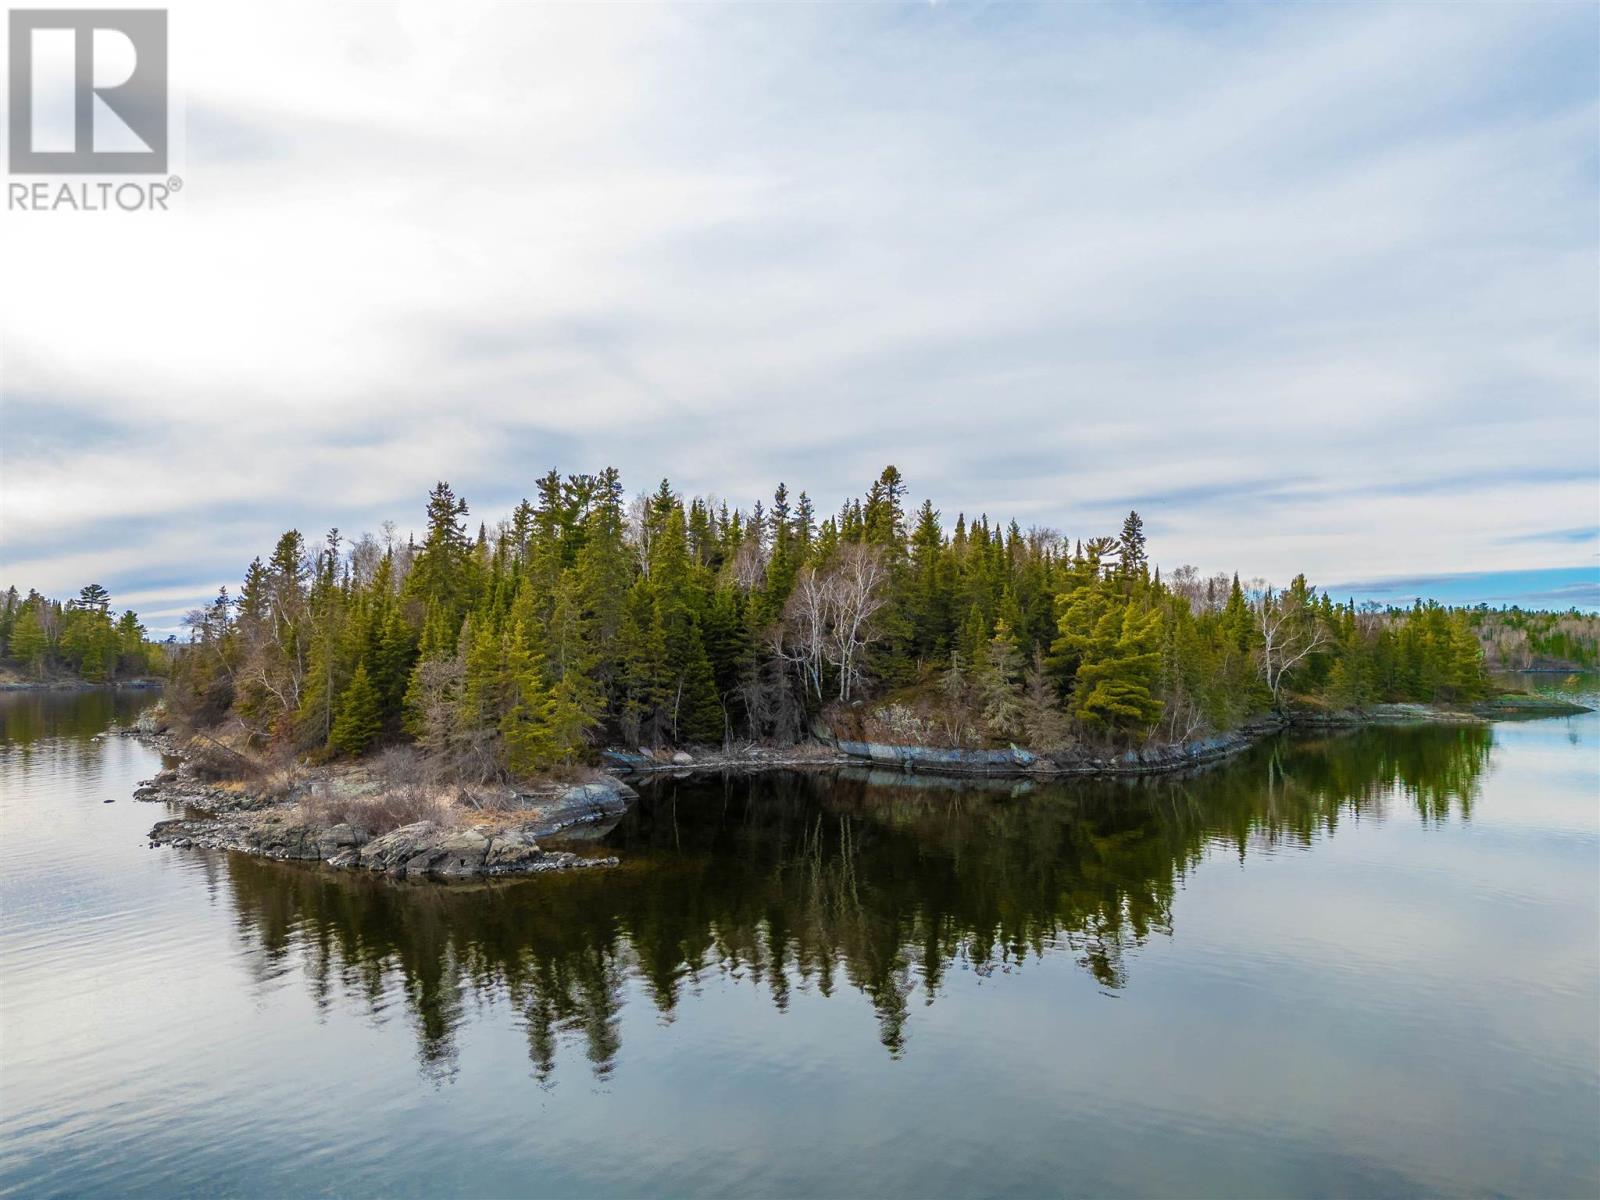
[2,1,1597,635]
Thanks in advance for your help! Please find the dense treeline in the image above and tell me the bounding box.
[0,585,165,682]
[168,466,1492,778]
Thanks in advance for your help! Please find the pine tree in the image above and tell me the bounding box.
[115,610,148,676]
[76,583,110,613]
[1074,604,1165,733]
[863,465,909,554]
[1447,612,1488,702]
[1049,561,1114,688]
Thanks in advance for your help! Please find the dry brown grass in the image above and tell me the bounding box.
[299,781,457,835]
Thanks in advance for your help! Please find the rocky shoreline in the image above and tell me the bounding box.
[601,741,853,774]
[127,715,635,881]
[836,724,1270,777]
[134,737,854,880]
[831,696,1591,778]
[125,693,1588,881]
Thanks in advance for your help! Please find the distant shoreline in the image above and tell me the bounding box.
[0,678,163,693]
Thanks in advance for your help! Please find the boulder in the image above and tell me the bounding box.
[355,821,440,873]
[427,828,493,879]
[484,828,545,874]
[316,822,370,859]
[671,750,694,765]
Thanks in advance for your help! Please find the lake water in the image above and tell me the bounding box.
[1,682,1596,1197]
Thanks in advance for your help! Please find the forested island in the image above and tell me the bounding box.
[9,465,1585,878]
[166,468,1595,764]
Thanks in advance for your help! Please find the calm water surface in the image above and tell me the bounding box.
[2,681,1597,1197]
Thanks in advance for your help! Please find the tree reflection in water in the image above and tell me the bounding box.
[221,723,1492,1080]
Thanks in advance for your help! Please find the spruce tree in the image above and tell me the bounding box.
[501,622,555,776]
[617,582,667,746]
[1118,511,1147,578]
[329,663,383,756]
[1021,647,1070,749]
[674,634,725,745]
[407,482,472,623]
[975,619,1025,741]
[546,676,599,763]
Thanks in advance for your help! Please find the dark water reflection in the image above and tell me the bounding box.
[3,685,1595,1198]
[223,724,1495,1078]
[0,686,157,745]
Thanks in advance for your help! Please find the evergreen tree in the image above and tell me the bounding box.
[1021,647,1070,749]
[501,622,556,776]
[1118,511,1147,578]
[1074,604,1164,732]
[975,619,1025,740]
[329,663,383,756]
[9,607,48,676]
[407,482,472,623]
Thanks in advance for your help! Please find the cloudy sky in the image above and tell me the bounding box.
[2,1,1597,634]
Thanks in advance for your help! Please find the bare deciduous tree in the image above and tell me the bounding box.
[729,537,766,594]
[1256,583,1330,706]
[348,533,383,588]
[770,566,830,701]
[825,544,890,702]
[1168,564,1203,612]
[769,543,891,704]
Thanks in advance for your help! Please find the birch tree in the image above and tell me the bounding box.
[1256,576,1329,706]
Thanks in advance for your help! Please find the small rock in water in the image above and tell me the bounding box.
[103,798,115,804]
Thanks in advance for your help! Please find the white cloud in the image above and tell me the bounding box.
[2,0,1595,613]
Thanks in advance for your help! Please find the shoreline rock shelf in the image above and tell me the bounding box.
[835,727,1267,777]
[831,697,1591,778]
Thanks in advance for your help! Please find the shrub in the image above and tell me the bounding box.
[862,703,939,746]
[300,780,456,835]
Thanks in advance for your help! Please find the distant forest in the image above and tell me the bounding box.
[1473,608,1599,671]
[138,466,1593,780]
[0,586,165,682]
